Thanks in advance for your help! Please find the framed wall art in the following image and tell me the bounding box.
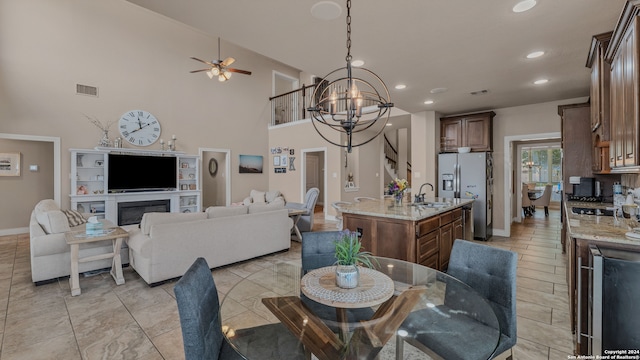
[0,152,20,176]
[239,155,263,174]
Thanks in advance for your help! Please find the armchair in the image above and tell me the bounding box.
[531,184,553,216]
[285,187,319,232]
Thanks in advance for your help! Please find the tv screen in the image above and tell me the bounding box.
[108,154,177,192]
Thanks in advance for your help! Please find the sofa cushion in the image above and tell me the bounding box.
[266,190,282,203]
[36,210,70,234]
[250,189,266,203]
[206,205,248,218]
[62,209,88,227]
[141,212,207,235]
[248,203,285,214]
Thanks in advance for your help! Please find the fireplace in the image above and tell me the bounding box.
[118,200,170,226]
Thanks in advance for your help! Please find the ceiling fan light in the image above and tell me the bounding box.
[224,70,232,78]
[211,67,220,76]
[206,71,214,79]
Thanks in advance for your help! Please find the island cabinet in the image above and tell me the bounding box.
[439,111,494,152]
[343,207,463,271]
[605,2,640,171]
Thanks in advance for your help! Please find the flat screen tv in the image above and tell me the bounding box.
[108,154,177,192]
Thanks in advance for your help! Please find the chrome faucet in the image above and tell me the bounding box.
[414,183,434,203]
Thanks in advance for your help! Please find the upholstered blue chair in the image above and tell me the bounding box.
[300,231,374,326]
[396,239,518,360]
[285,187,319,232]
[174,257,305,360]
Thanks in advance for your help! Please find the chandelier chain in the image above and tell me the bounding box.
[346,0,352,62]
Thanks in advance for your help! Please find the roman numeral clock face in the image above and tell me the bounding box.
[118,110,161,146]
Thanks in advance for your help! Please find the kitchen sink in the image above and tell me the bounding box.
[571,207,614,216]
[411,202,451,208]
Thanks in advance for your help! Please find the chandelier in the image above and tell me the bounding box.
[307,0,393,153]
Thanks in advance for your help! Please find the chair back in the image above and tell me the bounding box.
[446,239,517,347]
[301,231,340,273]
[174,258,225,360]
[522,186,531,207]
[304,188,320,211]
[531,184,552,206]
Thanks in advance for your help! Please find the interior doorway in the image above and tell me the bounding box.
[199,148,231,207]
[302,148,326,216]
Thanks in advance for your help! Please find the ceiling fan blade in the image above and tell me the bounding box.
[221,57,236,67]
[228,68,252,75]
[190,69,211,73]
[190,57,217,67]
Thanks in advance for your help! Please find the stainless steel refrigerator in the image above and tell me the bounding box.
[438,152,493,240]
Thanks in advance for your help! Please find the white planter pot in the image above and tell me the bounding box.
[335,265,359,289]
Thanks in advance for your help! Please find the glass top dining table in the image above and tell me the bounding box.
[220,256,500,360]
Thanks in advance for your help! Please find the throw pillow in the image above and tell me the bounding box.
[265,190,282,203]
[62,209,88,227]
[250,189,266,203]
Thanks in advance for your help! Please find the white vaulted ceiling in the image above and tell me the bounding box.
[127,0,625,115]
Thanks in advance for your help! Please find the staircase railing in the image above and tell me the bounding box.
[384,134,411,180]
[269,84,315,126]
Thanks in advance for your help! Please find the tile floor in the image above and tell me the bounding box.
[0,205,573,359]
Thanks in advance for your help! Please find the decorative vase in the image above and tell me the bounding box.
[335,265,359,289]
[98,130,112,147]
[394,192,403,206]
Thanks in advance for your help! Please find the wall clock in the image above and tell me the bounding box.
[118,110,161,146]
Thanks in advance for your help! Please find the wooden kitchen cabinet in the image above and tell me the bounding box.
[559,103,593,194]
[605,2,640,171]
[587,32,612,173]
[440,111,495,152]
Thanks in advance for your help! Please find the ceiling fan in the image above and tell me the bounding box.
[190,37,252,82]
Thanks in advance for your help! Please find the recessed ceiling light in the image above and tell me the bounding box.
[424,100,434,105]
[311,1,342,20]
[534,79,549,85]
[386,123,393,126]
[351,59,364,67]
[526,50,545,59]
[513,0,536,13]
[395,84,406,90]
[430,87,448,94]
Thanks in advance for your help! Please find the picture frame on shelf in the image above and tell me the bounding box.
[0,152,20,176]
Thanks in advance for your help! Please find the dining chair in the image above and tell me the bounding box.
[300,231,375,326]
[396,239,517,360]
[285,187,320,232]
[330,201,351,229]
[354,196,377,202]
[531,184,553,216]
[522,185,533,217]
[174,257,305,360]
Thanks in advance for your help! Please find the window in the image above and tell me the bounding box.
[522,147,561,188]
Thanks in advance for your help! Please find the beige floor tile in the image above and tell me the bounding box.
[76,321,160,360]
[130,299,181,338]
[517,276,555,294]
[517,267,567,285]
[517,316,574,354]
[517,286,569,312]
[0,332,81,360]
[517,301,552,324]
[152,327,185,360]
[2,309,74,354]
[521,254,567,267]
[518,259,556,274]
[549,346,574,359]
[551,308,571,330]
[513,337,550,360]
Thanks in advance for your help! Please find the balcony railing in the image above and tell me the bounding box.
[269,84,315,126]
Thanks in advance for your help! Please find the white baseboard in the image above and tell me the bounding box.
[0,227,29,236]
[492,228,508,237]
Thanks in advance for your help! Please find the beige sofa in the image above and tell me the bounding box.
[126,205,293,285]
[29,199,129,284]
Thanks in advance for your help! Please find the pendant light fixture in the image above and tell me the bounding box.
[307,0,393,153]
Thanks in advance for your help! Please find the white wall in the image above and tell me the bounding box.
[0,0,302,226]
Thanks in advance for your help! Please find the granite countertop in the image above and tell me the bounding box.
[339,197,474,221]
[564,201,640,246]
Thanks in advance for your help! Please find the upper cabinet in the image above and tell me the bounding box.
[587,32,612,173]
[439,111,495,152]
[605,1,640,172]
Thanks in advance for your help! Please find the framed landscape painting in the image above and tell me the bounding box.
[239,155,263,174]
[0,152,20,176]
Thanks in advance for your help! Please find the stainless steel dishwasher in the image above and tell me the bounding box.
[589,246,640,354]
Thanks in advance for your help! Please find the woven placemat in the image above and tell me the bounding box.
[301,266,394,308]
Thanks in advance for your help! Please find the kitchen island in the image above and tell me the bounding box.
[564,201,640,355]
[340,197,474,271]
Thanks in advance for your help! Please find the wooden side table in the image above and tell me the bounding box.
[287,208,306,241]
[64,227,129,296]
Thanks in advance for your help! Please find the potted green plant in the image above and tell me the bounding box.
[334,229,375,289]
